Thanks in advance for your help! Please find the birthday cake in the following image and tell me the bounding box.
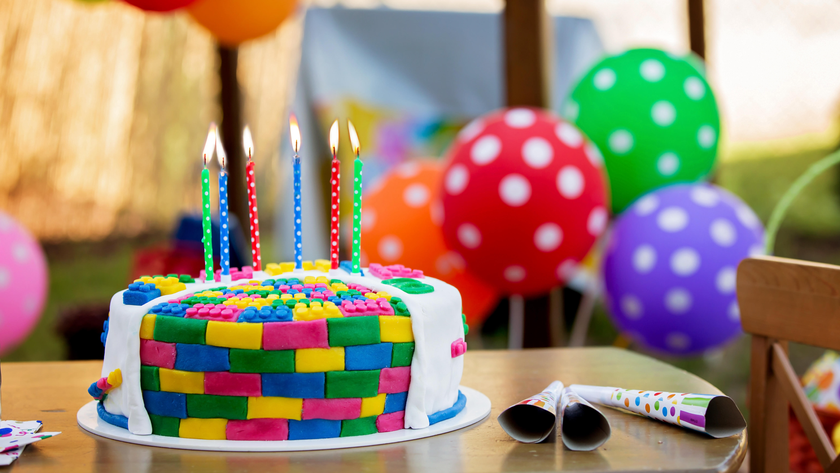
[90,261,468,441]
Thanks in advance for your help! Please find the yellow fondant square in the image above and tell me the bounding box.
[360,393,386,417]
[159,368,204,394]
[380,316,414,343]
[247,396,303,420]
[140,314,156,339]
[295,347,344,373]
[205,321,263,350]
[315,260,331,272]
[302,261,315,270]
[265,263,283,276]
[179,418,227,440]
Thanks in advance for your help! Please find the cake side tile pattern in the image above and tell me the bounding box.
[132,274,416,440]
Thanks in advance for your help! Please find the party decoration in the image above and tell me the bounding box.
[0,211,48,356]
[348,121,364,275]
[440,107,609,297]
[243,127,262,271]
[802,351,840,413]
[571,384,746,438]
[361,160,499,326]
[567,48,720,213]
[200,126,215,280]
[187,0,297,47]
[602,183,764,355]
[122,0,197,12]
[216,128,231,281]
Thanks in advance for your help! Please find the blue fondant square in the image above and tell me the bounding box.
[262,373,325,398]
[288,419,341,440]
[384,392,408,414]
[345,343,393,371]
[123,285,161,306]
[143,390,187,419]
[174,344,230,372]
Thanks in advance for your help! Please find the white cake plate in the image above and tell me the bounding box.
[77,385,490,452]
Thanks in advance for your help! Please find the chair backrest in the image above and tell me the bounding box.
[738,256,840,473]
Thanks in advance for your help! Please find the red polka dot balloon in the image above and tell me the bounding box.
[441,108,609,297]
[122,0,197,12]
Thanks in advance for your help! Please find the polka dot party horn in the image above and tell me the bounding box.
[569,384,746,438]
[498,381,564,443]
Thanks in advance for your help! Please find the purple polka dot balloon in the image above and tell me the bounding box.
[602,183,764,355]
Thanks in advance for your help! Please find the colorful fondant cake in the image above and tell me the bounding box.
[92,261,468,441]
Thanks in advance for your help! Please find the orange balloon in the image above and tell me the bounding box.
[187,0,297,46]
[361,160,499,328]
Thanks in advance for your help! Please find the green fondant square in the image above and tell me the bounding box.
[140,365,160,391]
[230,349,294,373]
[391,343,415,367]
[153,316,207,344]
[148,413,180,437]
[327,317,380,347]
[186,394,248,420]
[341,417,378,437]
[325,370,380,398]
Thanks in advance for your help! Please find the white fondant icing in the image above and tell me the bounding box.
[100,268,464,434]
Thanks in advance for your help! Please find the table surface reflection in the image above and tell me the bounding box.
[2,348,746,473]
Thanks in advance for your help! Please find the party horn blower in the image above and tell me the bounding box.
[570,385,746,438]
[498,381,564,443]
[559,387,611,451]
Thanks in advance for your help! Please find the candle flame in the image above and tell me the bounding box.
[202,123,216,166]
[289,114,301,154]
[347,120,360,157]
[215,126,227,169]
[329,120,339,156]
[243,126,254,160]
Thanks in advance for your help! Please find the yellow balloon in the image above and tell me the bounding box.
[187,0,297,46]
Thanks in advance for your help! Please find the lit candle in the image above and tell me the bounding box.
[201,125,216,281]
[215,127,230,282]
[348,121,363,274]
[243,126,261,272]
[289,115,303,270]
[328,120,340,270]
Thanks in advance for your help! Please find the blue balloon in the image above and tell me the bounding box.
[602,183,764,355]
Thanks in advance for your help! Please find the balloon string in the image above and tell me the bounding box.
[765,148,840,254]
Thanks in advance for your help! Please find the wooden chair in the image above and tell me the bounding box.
[738,255,840,473]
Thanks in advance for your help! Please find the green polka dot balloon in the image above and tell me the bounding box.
[566,48,720,213]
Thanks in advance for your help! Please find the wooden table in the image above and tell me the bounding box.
[2,348,747,472]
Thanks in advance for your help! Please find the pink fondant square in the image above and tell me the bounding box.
[205,372,262,397]
[379,367,411,394]
[263,319,329,350]
[139,339,176,369]
[302,398,362,420]
[376,411,405,432]
[226,419,288,441]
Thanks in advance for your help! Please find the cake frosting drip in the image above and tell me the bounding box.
[97,268,465,439]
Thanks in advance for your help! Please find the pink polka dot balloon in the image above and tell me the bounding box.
[602,183,764,355]
[0,211,48,355]
[441,108,609,297]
